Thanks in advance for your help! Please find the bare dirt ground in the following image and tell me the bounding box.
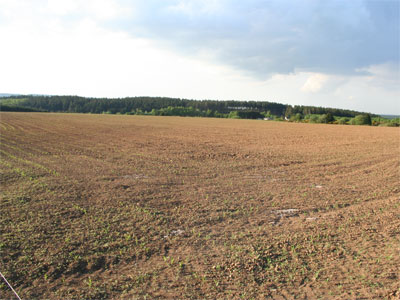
[1,112,399,299]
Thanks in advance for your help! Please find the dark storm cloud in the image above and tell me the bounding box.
[116,0,399,78]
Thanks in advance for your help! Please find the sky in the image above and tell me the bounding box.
[0,0,399,114]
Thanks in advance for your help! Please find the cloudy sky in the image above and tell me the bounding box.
[0,0,399,114]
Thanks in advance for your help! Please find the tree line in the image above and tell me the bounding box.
[2,95,398,126]
[0,95,368,118]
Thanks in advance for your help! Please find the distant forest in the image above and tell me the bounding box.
[2,95,398,126]
[0,95,369,118]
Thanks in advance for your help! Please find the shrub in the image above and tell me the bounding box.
[379,120,400,127]
[290,113,303,122]
[228,111,240,119]
[309,115,319,123]
[228,111,263,119]
[337,117,349,125]
[319,113,334,124]
[354,114,372,125]
[388,118,400,127]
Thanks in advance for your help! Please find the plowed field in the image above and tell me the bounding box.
[1,112,399,299]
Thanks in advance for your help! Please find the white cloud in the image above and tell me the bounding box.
[358,62,400,91]
[0,8,252,99]
[80,0,132,20]
[301,74,329,93]
[167,0,225,16]
[45,0,79,15]
[0,0,131,21]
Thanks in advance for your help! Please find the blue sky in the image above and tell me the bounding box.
[0,0,399,114]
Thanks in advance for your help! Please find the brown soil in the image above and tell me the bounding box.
[1,112,399,299]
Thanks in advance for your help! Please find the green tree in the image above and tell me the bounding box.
[319,113,334,124]
[228,111,240,119]
[354,114,372,125]
[294,113,303,122]
[309,115,320,123]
